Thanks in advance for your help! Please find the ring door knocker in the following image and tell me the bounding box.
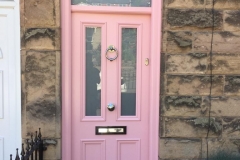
[106,45,118,61]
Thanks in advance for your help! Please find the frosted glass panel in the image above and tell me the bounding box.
[72,0,151,7]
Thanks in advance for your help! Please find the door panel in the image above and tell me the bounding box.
[81,140,106,160]
[72,13,150,160]
[117,139,140,160]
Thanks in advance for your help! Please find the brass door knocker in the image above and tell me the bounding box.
[106,45,118,61]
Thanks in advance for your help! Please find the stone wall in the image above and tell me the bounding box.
[20,0,61,159]
[160,0,240,159]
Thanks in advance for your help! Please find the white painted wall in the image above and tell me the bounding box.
[0,1,21,159]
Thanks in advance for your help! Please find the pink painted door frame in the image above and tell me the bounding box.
[61,1,162,159]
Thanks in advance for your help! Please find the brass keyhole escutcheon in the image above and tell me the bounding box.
[145,58,149,66]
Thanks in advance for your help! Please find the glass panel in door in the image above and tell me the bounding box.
[85,27,101,116]
[71,0,151,7]
[121,28,137,116]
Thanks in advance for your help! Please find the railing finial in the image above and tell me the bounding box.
[34,131,38,143]
[15,148,20,160]
[21,143,25,159]
[26,139,30,157]
[38,128,42,140]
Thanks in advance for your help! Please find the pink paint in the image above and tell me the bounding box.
[61,2,162,159]
[61,0,72,160]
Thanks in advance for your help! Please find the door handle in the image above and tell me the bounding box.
[107,103,115,111]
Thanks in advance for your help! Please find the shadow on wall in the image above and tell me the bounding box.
[209,151,240,160]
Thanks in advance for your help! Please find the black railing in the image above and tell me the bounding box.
[10,128,47,160]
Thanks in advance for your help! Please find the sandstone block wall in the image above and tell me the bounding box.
[20,0,61,159]
[160,0,240,159]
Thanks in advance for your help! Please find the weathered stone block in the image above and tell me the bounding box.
[193,32,240,53]
[165,31,192,53]
[20,0,25,27]
[21,50,27,137]
[161,41,167,53]
[193,32,211,53]
[22,28,60,50]
[223,118,240,139]
[205,138,240,159]
[25,51,58,138]
[43,139,61,160]
[160,96,164,115]
[25,0,55,27]
[55,0,61,27]
[210,54,240,74]
[162,96,208,116]
[55,51,61,138]
[159,137,202,159]
[206,0,240,9]
[166,53,207,73]
[161,53,166,74]
[159,116,165,137]
[167,9,223,29]
[215,31,240,43]
[211,97,240,117]
[166,0,205,8]
[225,76,240,95]
[162,9,169,31]
[165,117,222,137]
[160,74,166,95]
[224,10,240,31]
[166,75,224,95]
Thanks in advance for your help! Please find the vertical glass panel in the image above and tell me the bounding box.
[72,0,151,7]
[121,28,137,116]
[86,27,101,116]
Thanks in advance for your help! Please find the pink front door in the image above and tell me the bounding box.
[71,12,151,160]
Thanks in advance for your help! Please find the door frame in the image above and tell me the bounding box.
[61,1,162,159]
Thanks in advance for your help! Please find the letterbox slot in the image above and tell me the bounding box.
[95,126,127,135]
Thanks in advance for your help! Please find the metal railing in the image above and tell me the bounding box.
[10,128,47,160]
